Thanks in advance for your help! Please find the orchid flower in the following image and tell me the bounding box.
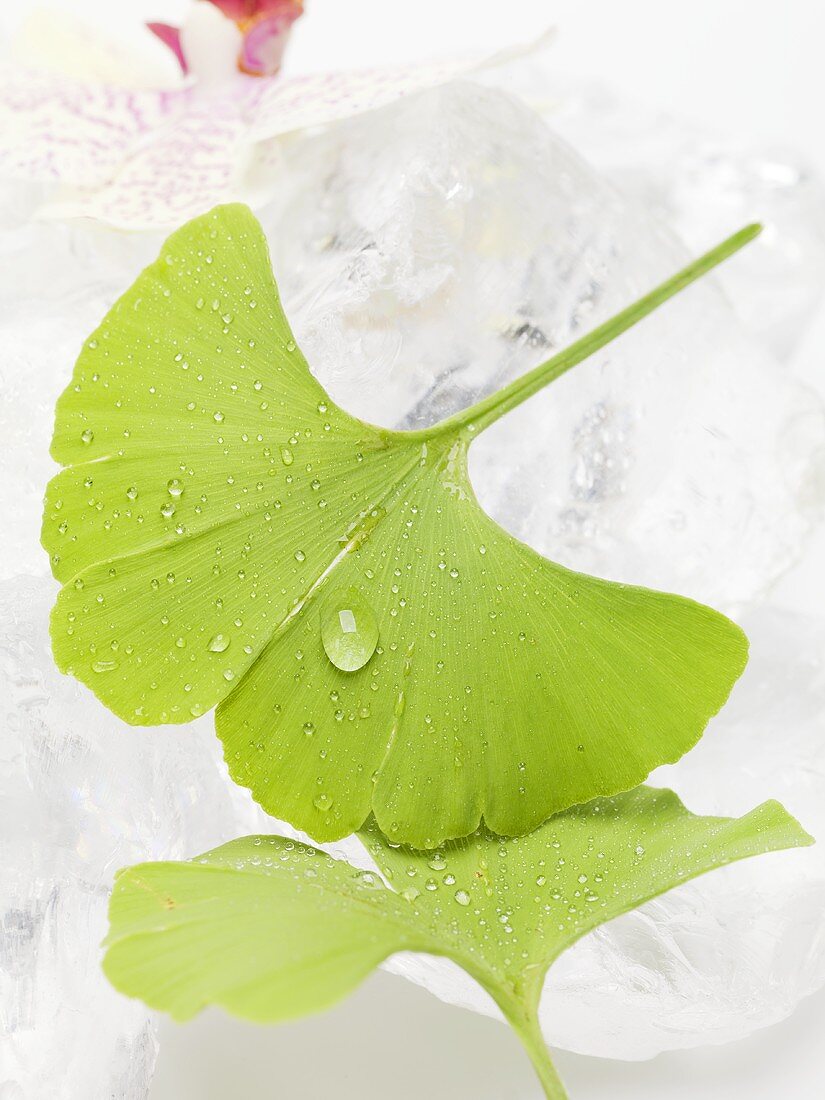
[0,3,533,229]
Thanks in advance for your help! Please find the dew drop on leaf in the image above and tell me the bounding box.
[92,659,119,673]
[320,588,379,673]
[207,633,231,653]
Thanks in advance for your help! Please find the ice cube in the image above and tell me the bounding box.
[0,576,265,1097]
[255,81,825,609]
[528,78,825,363]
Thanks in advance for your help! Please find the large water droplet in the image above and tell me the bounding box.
[320,588,379,673]
[207,633,230,653]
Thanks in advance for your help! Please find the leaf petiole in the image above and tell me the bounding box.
[513,1014,570,1100]
[487,977,569,1100]
[493,995,569,1100]
[431,222,762,439]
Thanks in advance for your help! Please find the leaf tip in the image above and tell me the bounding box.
[753,798,816,849]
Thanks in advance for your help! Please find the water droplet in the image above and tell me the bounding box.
[454,889,471,906]
[160,501,176,518]
[213,411,225,423]
[313,793,333,812]
[92,659,118,673]
[320,588,379,673]
[354,870,382,890]
[126,486,138,501]
[80,429,94,445]
[207,633,230,653]
[167,478,184,498]
[280,447,294,466]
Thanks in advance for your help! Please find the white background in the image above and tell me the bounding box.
[6,1,824,1096]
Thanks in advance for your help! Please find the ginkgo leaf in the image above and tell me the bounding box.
[102,787,813,1100]
[44,203,756,847]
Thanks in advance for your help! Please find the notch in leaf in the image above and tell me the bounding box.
[44,204,756,847]
[102,787,813,1100]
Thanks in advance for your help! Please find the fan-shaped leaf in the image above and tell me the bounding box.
[103,787,812,1099]
[44,204,756,846]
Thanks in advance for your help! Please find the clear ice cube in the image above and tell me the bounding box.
[0,577,265,1097]
[256,82,825,609]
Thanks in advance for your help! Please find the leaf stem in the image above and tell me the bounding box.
[505,1004,570,1100]
[431,223,762,439]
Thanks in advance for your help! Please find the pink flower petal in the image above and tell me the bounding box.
[147,23,189,75]
[209,0,301,22]
[238,15,296,77]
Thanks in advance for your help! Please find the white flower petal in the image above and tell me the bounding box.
[0,68,176,187]
[42,88,251,229]
[248,58,489,143]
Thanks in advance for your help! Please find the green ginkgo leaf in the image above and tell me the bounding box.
[44,204,756,847]
[102,787,812,1099]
